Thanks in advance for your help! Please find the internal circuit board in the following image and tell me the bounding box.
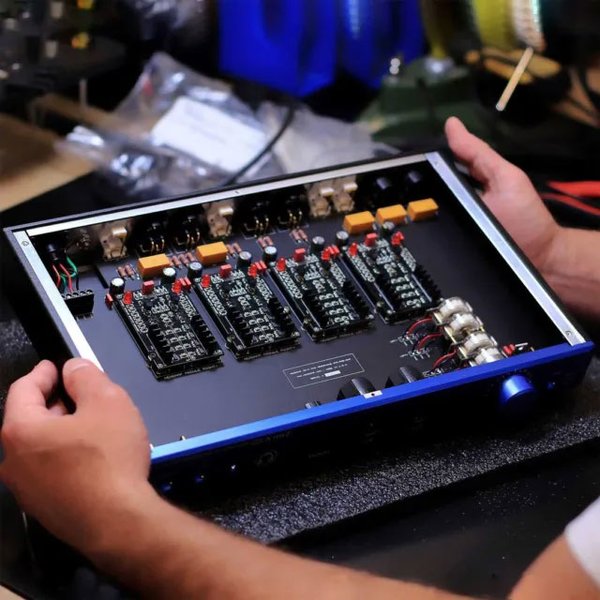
[270,249,374,341]
[195,266,300,359]
[342,233,440,323]
[19,157,566,448]
[114,285,223,379]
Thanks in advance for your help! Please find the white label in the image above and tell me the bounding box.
[152,97,267,173]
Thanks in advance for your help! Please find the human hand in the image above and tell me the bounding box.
[0,359,155,556]
[445,117,561,274]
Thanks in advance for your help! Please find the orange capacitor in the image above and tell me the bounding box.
[137,254,170,279]
[375,204,407,225]
[196,242,228,266]
[407,198,439,222]
[343,211,375,235]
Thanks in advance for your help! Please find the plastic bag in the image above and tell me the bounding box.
[62,52,383,200]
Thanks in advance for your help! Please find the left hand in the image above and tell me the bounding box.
[0,359,154,556]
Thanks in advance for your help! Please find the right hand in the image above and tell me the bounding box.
[0,359,155,556]
[445,117,561,274]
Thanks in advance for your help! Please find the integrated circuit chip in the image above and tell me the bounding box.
[343,234,440,323]
[114,285,222,379]
[195,268,300,360]
[270,251,373,341]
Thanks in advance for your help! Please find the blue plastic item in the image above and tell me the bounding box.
[218,0,425,96]
[339,0,425,89]
[218,0,337,96]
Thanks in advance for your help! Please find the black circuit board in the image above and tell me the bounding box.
[343,237,440,323]
[270,253,374,341]
[195,269,300,360]
[114,286,223,380]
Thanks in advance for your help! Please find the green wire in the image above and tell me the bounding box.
[66,257,78,277]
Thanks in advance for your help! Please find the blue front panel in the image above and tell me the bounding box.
[152,342,594,466]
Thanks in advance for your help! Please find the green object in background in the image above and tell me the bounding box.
[361,56,490,143]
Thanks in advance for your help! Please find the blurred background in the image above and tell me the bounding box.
[1,0,599,226]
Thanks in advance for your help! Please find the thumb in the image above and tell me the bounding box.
[445,117,512,188]
[62,359,116,409]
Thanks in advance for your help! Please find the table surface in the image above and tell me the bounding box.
[1,174,599,600]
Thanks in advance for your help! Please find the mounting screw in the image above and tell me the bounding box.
[565,330,572,338]
[21,240,30,246]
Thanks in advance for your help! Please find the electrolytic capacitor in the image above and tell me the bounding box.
[237,251,253,271]
[335,230,349,247]
[262,245,278,264]
[161,267,177,287]
[310,236,325,254]
[109,277,125,296]
[187,261,203,280]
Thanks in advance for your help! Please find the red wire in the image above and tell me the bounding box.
[541,193,600,217]
[59,264,73,292]
[406,317,434,336]
[416,332,443,351]
[432,350,457,370]
[548,181,600,198]
[51,265,61,288]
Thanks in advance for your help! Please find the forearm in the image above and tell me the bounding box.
[88,486,473,600]
[543,228,600,321]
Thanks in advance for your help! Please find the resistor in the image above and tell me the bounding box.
[291,229,302,243]
[171,254,182,268]
[264,236,274,246]
[257,237,268,249]
[233,242,242,254]
[117,266,127,278]
[298,229,308,242]
[226,244,236,256]
[186,252,195,264]
[124,264,136,279]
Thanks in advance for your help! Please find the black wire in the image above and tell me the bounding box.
[221,102,297,187]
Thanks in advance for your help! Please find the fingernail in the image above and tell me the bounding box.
[63,358,94,377]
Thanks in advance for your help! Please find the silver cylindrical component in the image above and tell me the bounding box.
[457,331,497,359]
[470,347,504,366]
[443,312,483,342]
[432,297,473,325]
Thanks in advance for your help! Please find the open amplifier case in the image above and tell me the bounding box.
[2,151,595,499]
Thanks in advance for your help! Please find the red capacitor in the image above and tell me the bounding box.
[201,274,211,288]
[123,291,133,305]
[255,260,267,274]
[293,248,306,263]
[105,293,114,309]
[141,280,155,295]
[172,280,183,295]
[365,232,378,247]
[321,249,331,262]
[349,242,359,257]
[328,244,340,257]
[276,257,287,272]
[220,264,233,279]
[391,231,405,246]
[248,264,259,278]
